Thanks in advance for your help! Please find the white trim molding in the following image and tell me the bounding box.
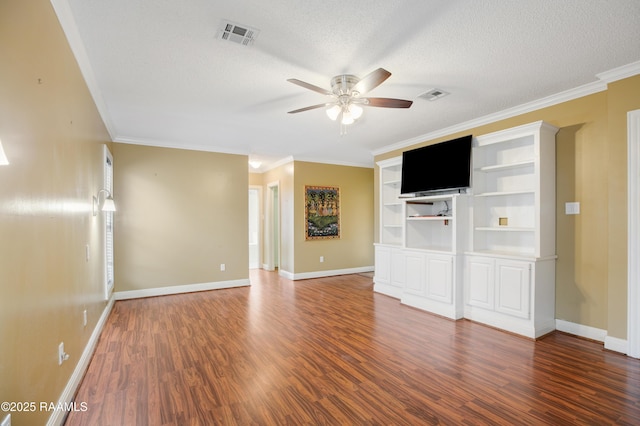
[114,279,250,300]
[555,319,629,355]
[555,319,607,342]
[628,109,640,358]
[49,0,115,139]
[605,336,629,355]
[283,266,374,281]
[597,60,640,84]
[47,296,116,426]
[373,80,607,157]
[374,60,640,158]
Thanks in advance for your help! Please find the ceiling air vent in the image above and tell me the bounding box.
[419,88,450,101]
[217,20,260,46]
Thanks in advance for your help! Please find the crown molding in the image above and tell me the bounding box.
[50,0,116,140]
[596,60,640,83]
[373,79,607,156]
[114,136,249,156]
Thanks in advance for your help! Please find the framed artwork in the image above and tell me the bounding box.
[305,186,340,240]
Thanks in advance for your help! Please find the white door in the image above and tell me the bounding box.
[495,259,531,319]
[466,256,494,310]
[390,248,406,289]
[404,250,425,296]
[426,254,453,303]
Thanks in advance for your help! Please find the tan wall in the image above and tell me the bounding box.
[606,76,640,338]
[113,144,249,291]
[0,0,112,424]
[249,172,263,186]
[293,162,374,274]
[374,75,640,338]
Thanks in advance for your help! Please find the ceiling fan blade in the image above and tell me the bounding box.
[364,97,413,108]
[352,68,392,94]
[287,103,331,114]
[287,79,333,96]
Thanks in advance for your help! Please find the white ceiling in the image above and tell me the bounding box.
[53,0,640,170]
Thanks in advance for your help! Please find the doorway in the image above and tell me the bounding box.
[249,187,261,269]
[265,182,280,271]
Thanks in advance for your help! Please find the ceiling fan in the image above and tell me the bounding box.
[287,68,412,129]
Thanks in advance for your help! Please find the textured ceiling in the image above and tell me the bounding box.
[53,0,640,169]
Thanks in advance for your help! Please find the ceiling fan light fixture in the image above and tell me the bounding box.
[326,104,341,121]
[288,68,411,132]
[341,111,355,125]
[349,104,363,120]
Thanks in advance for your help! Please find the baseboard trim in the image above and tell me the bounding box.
[285,266,375,281]
[555,319,607,342]
[555,319,629,355]
[47,296,116,426]
[604,336,629,354]
[114,279,250,300]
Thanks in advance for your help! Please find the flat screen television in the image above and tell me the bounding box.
[400,134,473,195]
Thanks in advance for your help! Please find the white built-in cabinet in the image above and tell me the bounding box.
[374,161,469,319]
[465,121,558,338]
[374,121,558,338]
[378,157,403,246]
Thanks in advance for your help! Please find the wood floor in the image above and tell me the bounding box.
[65,270,640,425]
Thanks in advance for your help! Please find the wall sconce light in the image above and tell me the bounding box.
[0,139,9,165]
[93,189,116,216]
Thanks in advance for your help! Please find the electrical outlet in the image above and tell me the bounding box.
[83,309,87,327]
[1,413,11,426]
[220,263,225,271]
[58,342,69,365]
[320,256,324,263]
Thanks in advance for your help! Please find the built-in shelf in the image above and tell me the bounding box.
[407,215,452,221]
[466,120,558,338]
[474,226,534,232]
[475,159,535,172]
[475,190,535,197]
[378,157,404,246]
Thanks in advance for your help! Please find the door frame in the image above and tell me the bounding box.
[265,181,280,271]
[628,109,640,358]
[248,186,262,269]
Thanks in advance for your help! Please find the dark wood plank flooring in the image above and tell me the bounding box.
[65,270,640,425]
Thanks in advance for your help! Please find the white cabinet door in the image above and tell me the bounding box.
[467,256,494,310]
[426,254,453,303]
[495,259,531,319]
[390,248,406,288]
[404,250,425,296]
[374,245,391,285]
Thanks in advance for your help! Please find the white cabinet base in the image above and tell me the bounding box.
[402,293,463,320]
[463,308,556,339]
[373,245,403,299]
[375,245,463,319]
[465,255,556,339]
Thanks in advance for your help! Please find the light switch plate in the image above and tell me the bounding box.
[565,202,580,215]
